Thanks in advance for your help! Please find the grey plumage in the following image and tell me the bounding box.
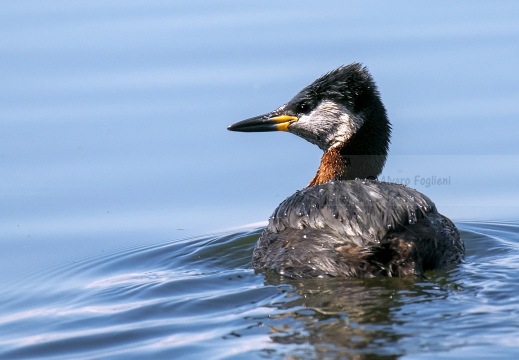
[253,180,463,277]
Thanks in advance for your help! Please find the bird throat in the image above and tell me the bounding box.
[307,147,349,187]
[307,146,383,187]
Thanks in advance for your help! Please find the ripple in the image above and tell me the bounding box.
[2,222,519,359]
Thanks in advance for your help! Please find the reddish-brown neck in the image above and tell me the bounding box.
[307,147,348,187]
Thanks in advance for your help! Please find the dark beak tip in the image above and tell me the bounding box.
[227,113,290,133]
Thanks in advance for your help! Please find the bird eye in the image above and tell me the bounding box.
[299,102,311,114]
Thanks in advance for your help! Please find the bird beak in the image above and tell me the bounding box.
[227,114,298,132]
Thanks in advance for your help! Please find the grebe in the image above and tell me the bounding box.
[228,63,464,278]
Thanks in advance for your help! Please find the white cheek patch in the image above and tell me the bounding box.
[331,103,364,148]
[299,100,364,149]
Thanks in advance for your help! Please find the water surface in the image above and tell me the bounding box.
[1,222,519,359]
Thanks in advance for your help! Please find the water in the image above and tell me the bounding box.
[1,222,519,359]
[2,1,519,359]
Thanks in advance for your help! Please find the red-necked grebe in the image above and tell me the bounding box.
[228,63,464,278]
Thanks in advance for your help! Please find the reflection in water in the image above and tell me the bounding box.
[257,269,463,359]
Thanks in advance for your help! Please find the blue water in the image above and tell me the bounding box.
[1,1,519,358]
[2,223,519,359]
